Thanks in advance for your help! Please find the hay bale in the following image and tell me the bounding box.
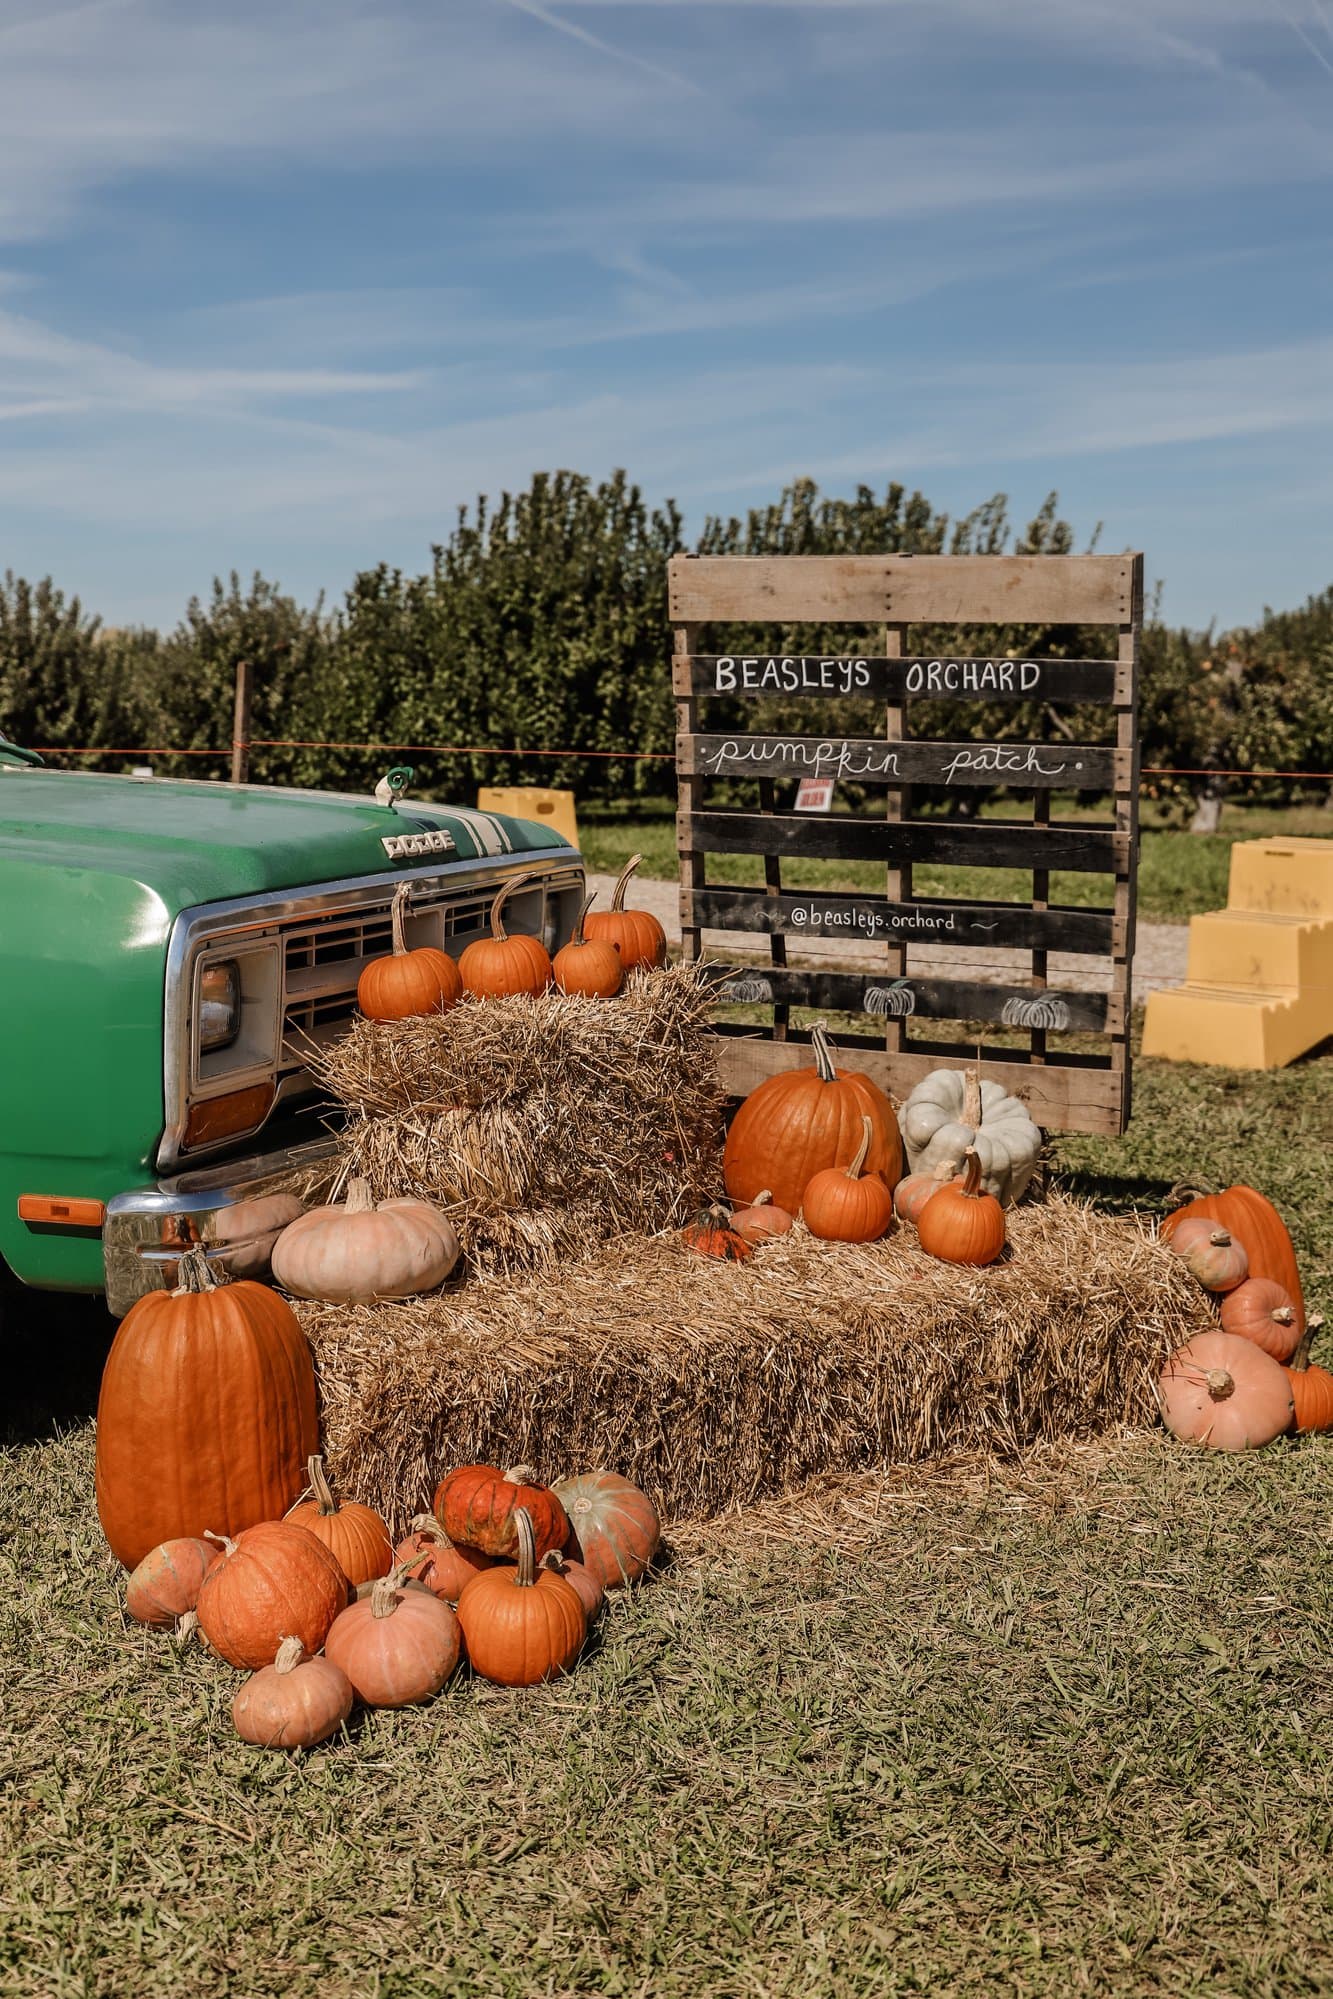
[300,1197,1213,1535]
[306,964,725,1274]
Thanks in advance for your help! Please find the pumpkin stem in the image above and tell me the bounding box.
[370,1570,411,1618]
[487,871,533,944]
[389,882,412,957]
[174,1609,199,1644]
[810,1021,838,1085]
[409,1512,453,1547]
[845,1115,872,1181]
[514,1508,537,1588]
[1204,1367,1236,1401]
[571,892,596,948]
[274,1636,306,1673]
[1272,1307,1295,1326]
[174,1245,221,1295]
[962,1065,982,1130]
[752,1191,773,1208]
[503,1464,541,1486]
[344,1179,375,1215]
[959,1148,983,1200]
[611,855,642,913]
[307,1455,338,1518]
[203,1530,238,1557]
[1165,1180,1219,1210]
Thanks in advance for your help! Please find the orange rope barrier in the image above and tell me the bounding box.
[28,741,1333,782]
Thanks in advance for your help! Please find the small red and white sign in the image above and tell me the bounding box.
[794,777,835,813]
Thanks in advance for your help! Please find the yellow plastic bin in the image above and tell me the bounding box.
[477,786,579,850]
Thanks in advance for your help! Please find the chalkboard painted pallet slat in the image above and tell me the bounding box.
[699,962,1120,1037]
[679,734,1127,792]
[686,655,1123,706]
[687,887,1118,957]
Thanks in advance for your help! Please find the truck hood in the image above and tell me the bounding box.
[0,768,573,905]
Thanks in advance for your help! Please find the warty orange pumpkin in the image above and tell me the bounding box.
[434,1464,569,1563]
[196,1521,349,1669]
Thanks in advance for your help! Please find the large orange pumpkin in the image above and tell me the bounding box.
[357,882,462,1021]
[95,1249,319,1570]
[434,1463,569,1562]
[196,1521,349,1669]
[723,1023,902,1216]
[285,1455,393,1588]
[456,1510,586,1686]
[583,854,667,972]
[1162,1186,1305,1337]
[458,874,553,998]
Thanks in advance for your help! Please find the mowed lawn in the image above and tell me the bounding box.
[1,1041,1330,1998]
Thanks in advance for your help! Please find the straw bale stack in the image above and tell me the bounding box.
[301,1196,1212,1535]
[306,965,725,1273]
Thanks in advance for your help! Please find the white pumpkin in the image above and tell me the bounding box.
[271,1179,460,1302]
[900,1067,1041,1207]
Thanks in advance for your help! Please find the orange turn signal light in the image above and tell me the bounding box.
[18,1195,106,1229]
[184,1082,275,1150]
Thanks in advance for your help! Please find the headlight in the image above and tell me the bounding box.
[199,960,241,1052]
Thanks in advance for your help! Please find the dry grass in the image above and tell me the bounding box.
[307,963,725,1273]
[299,1195,1213,1536]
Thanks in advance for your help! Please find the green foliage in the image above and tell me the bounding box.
[0,477,1329,810]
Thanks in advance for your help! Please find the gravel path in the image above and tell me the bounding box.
[586,873,1188,995]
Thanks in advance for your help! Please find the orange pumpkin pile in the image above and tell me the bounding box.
[100,1274,663,1749]
[1158,1183,1329,1448]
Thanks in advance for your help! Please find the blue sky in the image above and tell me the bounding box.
[1,0,1331,632]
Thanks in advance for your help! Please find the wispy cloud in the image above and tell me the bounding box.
[493,0,704,91]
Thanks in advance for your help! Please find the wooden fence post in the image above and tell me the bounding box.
[231,659,252,785]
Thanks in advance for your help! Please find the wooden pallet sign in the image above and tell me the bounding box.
[671,551,1143,1136]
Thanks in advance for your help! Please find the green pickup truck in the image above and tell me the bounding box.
[0,733,584,1315]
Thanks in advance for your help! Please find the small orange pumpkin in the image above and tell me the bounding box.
[196,1521,349,1670]
[1218,1278,1300,1362]
[729,1191,795,1246]
[802,1115,895,1244]
[394,1514,497,1603]
[893,1162,956,1226]
[357,882,462,1020]
[124,1537,221,1628]
[324,1566,462,1707]
[456,1509,587,1686]
[1286,1361,1333,1435]
[459,873,553,998]
[584,854,666,972]
[553,892,624,999]
[285,1455,393,1588]
[232,1637,353,1750]
[916,1148,1005,1267]
[1166,1219,1249,1293]
[543,1551,605,1621]
[682,1204,752,1262]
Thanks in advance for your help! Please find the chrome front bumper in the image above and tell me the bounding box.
[103,1134,340,1316]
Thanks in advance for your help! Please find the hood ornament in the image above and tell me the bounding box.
[374,764,414,810]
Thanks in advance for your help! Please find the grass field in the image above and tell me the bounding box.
[578,798,1333,924]
[2,1037,1330,1997]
